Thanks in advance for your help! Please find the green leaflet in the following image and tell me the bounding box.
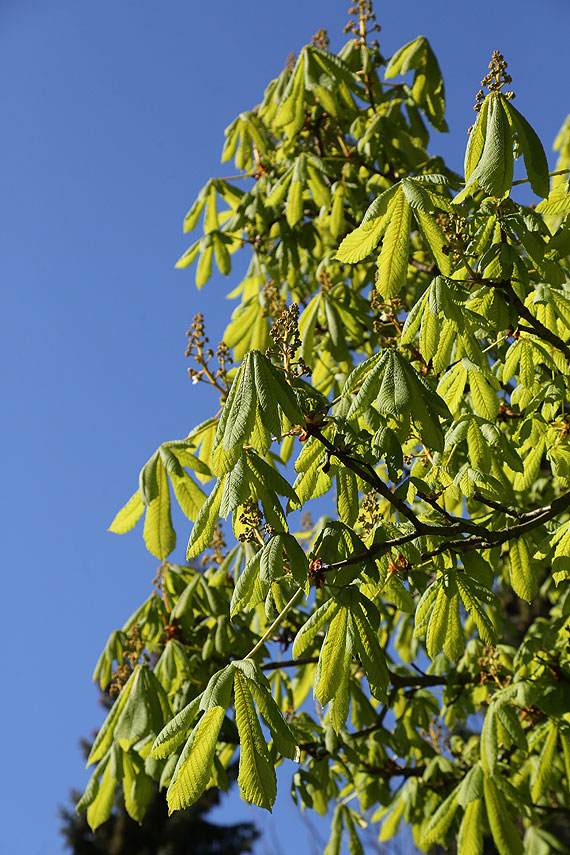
[167,705,226,813]
[87,668,137,765]
[459,94,514,200]
[108,490,145,534]
[480,704,498,777]
[376,190,411,298]
[483,776,524,855]
[201,665,236,711]
[86,764,116,831]
[274,52,306,138]
[420,789,459,847]
[536,180,570,215]
[457,798,483,855]
[330,649,352,733]
[143,458,176,559]
[292,597,340,658]
[456,575,497,646]
[414,209,451,276]
[170,471,206,521]
[504,100,549,198]
[426,581,448,659]
[315,605,350,706]
[234,671,277,811]
[230,548,267,617]
[336,468,358,526]
[335,213,389,264]
[349,600,389,699]
[458,764,484,807]
[139,449,160,504]
[509,537,537,602]
[324,804,344,855]
[531,719,558,802]
[248,680,296,759]
[186,477,225,560]
[465,97,490,182]
[122,751,153,823]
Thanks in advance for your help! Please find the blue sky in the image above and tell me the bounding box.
[2,1,569,852]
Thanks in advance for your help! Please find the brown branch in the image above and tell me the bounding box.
[496,279,570,362]
[260,656,318,671]
[310,426,429,531]
[472,491,525,520]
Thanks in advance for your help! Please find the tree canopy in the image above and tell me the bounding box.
[78,3,570,852]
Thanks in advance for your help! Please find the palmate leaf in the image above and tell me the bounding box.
[234,671,277,811]
[166,705,226,813]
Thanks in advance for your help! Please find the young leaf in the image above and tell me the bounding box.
[315,605,350,706]
[167,706,226,813]
[143,458,176,559]
[376,190,411,298]
[483,776,524,855]
[234,672,277,811]
[108,490,145,534]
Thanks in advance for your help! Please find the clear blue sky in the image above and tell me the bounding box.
[2,1,569,853]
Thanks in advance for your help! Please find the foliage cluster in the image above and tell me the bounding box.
[79,3,570,852]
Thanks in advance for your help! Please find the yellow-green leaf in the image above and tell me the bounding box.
[108,490,145,534]
[167,706,225,813]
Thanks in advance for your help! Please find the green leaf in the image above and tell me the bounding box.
[350,600,389,699]
[456,575,497,646]
[139,450,160,504]
[505,101,549,198]
[458,764,484,807]
[167,706,226,813]
[414,209,451,275]
[315,605,349,706]
[292,598,340,658]
[376,190,411,298]
[201,665,235,711]
[426,582,451,660]
[420,789,459,847]
[531,720,558,802]
[234,672,277,811]
[249,680,296,759]
[143,458,176,559]
[483,776,524,855]
[108,490,145,534]
[87,669,137,765]
[480,704,498,777]
[457,798,483,855]
[509,537,537,602]
[186,477,225,560]
[465,96,489,181]
[335,214,389,264]
[86,764,116,831]
[151,695,204,759]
